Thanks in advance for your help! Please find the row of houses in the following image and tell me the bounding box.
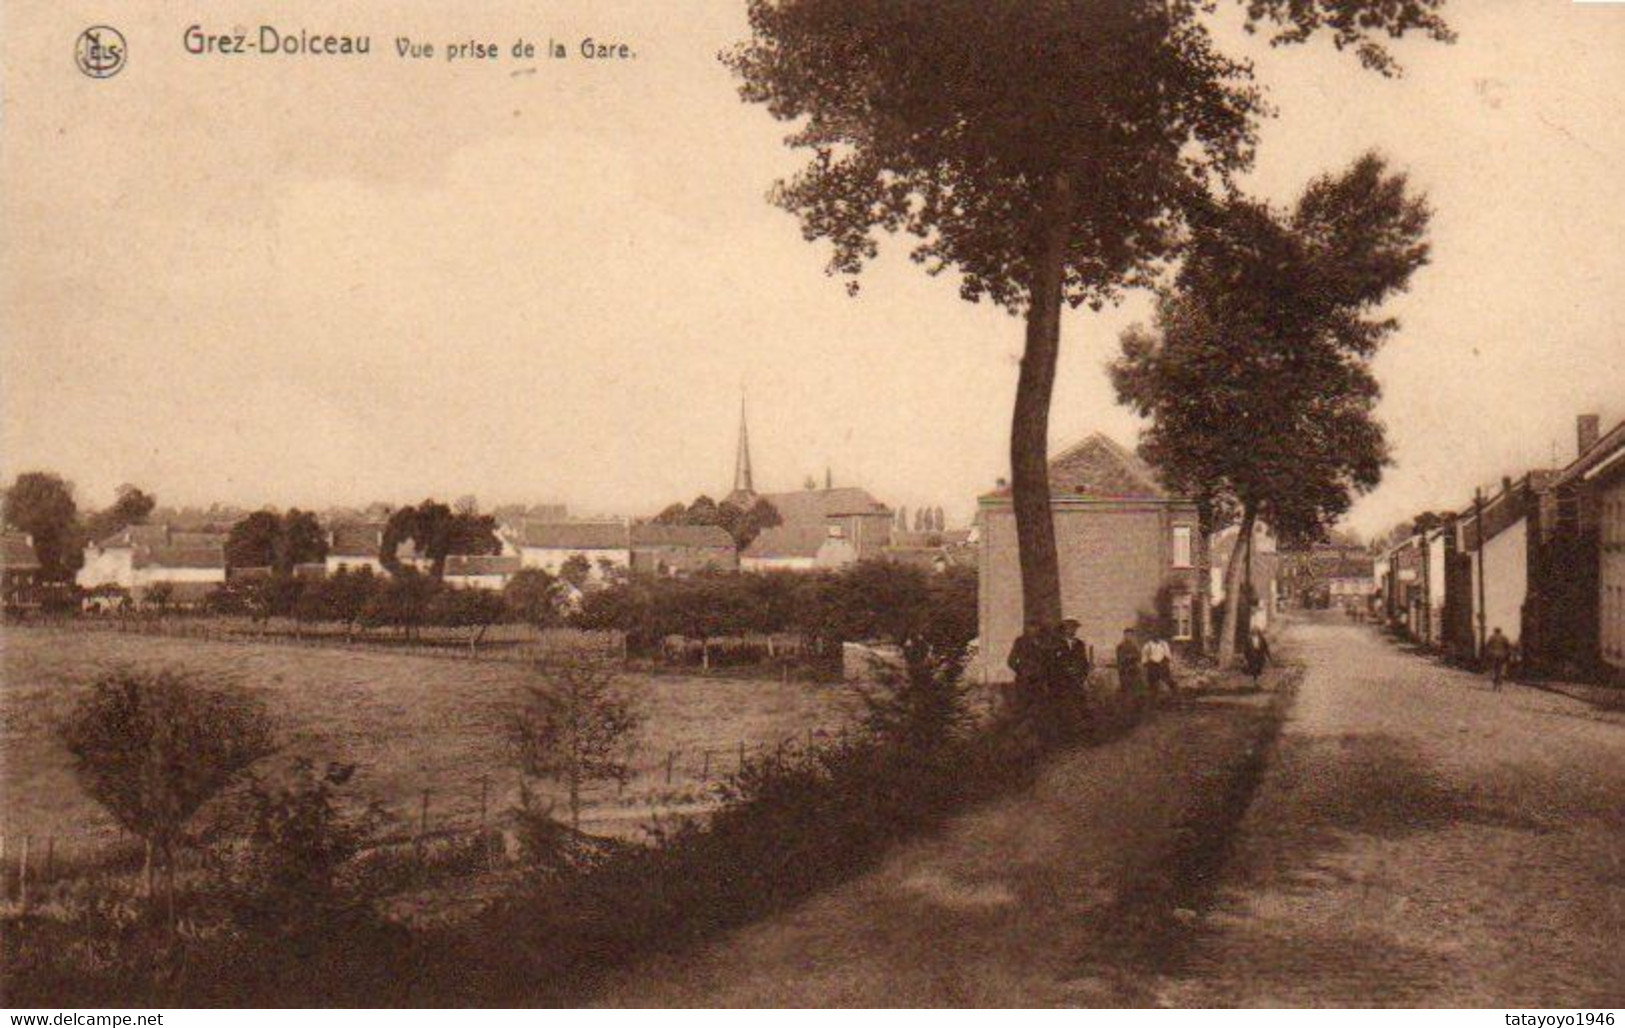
[62,483,963,604]
[1377,413,1625,680]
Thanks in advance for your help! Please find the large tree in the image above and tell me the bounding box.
[1112,154,1431,664]
[726,0,1449,634]
[84,483,157,543]
[226,508,329,573]
[2,471,82,581]
[382,499,501,578]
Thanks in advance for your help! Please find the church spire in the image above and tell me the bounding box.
[730,390,755,501]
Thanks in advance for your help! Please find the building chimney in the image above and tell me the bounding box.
[1578,413,1601,457]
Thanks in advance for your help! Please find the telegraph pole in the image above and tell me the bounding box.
[1474,487,1488,659]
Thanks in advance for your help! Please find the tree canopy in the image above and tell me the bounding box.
[1111,153,1431,659]
[3,471,82,581]
[726,0,1452,637]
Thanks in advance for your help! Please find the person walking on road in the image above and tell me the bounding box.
[1142,630,1175,704]
[1484,627,1513,691]
[1244,628,1270,688]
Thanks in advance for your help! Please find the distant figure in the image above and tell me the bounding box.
[1142,631,1175,702]
[1058,618,1092,710]
[1244,629,1270,687]
[1484,628,1512,690]
[1116,627,1144,713]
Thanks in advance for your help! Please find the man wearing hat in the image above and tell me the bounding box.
[1057,618,1092,712]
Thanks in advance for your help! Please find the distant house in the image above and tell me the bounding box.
[1453,472,1555,656]
[443,554,522,590]
[325,522,425,575]
[740,487,893,572]
[511,521,631,580]
[77,524,227,604]
[630,523,738,576]
[2,533,42,607]
[1531,413,1625,677]
[977,433,1205,683]
[881,528,975,574]
[1209,520,1280,632]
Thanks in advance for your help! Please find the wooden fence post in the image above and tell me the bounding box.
[738,740,746,770]
[665,751,675,785]
[701,749,711,781]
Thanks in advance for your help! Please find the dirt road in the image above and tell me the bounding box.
[1156,619,1624,1007]
[595,618,1624,1007]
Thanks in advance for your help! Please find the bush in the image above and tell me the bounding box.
[58,668,275,919]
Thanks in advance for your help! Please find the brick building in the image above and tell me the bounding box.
[976,434,1205,684]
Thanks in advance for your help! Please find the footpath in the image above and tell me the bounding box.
[591,660,1294,1006]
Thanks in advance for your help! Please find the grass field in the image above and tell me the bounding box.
[0,626,859,861]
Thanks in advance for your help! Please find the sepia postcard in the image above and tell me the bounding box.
[1,0,1622,1014]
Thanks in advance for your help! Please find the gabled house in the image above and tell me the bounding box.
[976,433,1206,683]
[77,523,227,603]
[740,486,893,572]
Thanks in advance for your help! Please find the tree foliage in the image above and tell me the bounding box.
[226,509,329,573]
[726,0,1451,641]
[1111,153,1431,660]
[3,471,82,581]
[653,494,783,551]
[381,500,501,578]
[59,669,275,910]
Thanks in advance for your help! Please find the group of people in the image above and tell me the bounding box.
[1006,619,1183,718]
[1007,616,1276,718]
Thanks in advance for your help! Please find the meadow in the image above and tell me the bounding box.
[0,625,859,865]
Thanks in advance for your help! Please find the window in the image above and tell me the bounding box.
[1172,594,1193,640]
[1172,526,1193,568]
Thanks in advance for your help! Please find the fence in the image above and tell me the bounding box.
[13,613,626,665]
[0,723,865,912]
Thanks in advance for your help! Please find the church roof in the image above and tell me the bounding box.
[981,433,1172,503]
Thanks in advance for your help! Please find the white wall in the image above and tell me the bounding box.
[518,546,630,577]
[1477,516,1528,648]
[78,548,135,588]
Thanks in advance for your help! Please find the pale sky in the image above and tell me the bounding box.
[4,1,1623,538]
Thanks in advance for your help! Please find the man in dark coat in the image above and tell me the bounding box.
[1057,618,1092,712]
[1484,627,1512,690]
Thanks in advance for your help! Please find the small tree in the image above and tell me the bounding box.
[506,659,641,834]
[504,567,561,628]
[59,669,275,918]
[558,553,593,590]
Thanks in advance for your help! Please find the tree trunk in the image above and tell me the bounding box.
[1010,172,1074,630]
[1195,501,1213,655]
[142,837,155,899]
[1217,506,1257,668]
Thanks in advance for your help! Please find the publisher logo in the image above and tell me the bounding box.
[75,26,126,79]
